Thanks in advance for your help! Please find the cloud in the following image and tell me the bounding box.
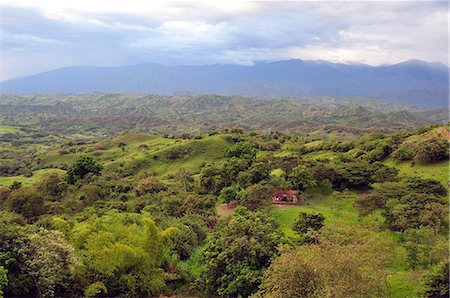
[1,1,448,81]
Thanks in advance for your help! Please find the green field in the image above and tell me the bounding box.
[0,169,66,188]
[385,158,449,186]
[41,133,229,180]
[0,125,20,133]
[270,192,422,297]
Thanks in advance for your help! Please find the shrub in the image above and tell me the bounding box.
[165,145,191,160]
[392,145,415,161]
[239,182,273,210]
[65,156,102,185]
[292,212,325,234]
[136,177,168,196]
[415,137,449,163]
[224,142,256,159]
[419,261,449,298]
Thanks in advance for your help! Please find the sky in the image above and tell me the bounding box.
[0,1,448,81]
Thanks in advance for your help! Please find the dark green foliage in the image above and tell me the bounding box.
[199,207,283,297]
[238,182,273,210]
[292,212,325,234]
[332,161,398,187]
[222,157,251,183]
[136,176,168,196]
[0,265,7,297]
[415,137,449,163]
[384,193,446,231]
[8,189,46,220]
[198,165,226,195]
[34,173,65,199]
[160,192,216,218]
[311,164,337,184]
[406,177,447,197]
[236,161,270,188]
[9,181,22,190]
[224,142,256,160]
[219,186,239,204]
[166,215,208,260]
[65,156,102,184]
[288,165,317,191]
[165,145,191,160]
[392,145,415,161]
[0,212,34,297]
[419,261,449,298]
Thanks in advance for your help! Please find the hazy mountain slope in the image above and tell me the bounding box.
[1,59,448,107]
[0,94,444,136]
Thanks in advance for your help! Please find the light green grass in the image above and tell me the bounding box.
[385,158,449,186]
[303,140,323,149]
[0,125,20,133]
[42,134,230,181]
[270,168,285,177]
[387,270,423,298]
[0,169,66,188]
[271,193,422,297]
[273,151,294,158]
[302,150,339,160]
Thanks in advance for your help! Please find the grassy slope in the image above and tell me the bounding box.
[0,125,20,133]
[41,133,229,180]
[270,193,421,297]
[0,169,66,188]
[385,158,449,186]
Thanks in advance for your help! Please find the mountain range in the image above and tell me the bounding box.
[1,59,448,108]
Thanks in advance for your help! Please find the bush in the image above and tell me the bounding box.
[165,145,192,160]
[239,182,273,210]
[8,189,46,220]
[288,165,317,191]
[65,156,102,185]
[292,212,325,234]
[419,261,449,298]
[219,186,238,204]
[136,177,168,196]
[254,251,323,298]
[224,142,256,159]
[415,137,449,163]
[392,145,415,161]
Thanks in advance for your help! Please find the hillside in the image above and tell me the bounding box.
[0,121,448,298]
[1,59,448,107]
[0,94,444,137]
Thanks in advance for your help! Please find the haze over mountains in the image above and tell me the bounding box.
[1,59,448,108]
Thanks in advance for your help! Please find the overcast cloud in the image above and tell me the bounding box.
[0,1,448,81]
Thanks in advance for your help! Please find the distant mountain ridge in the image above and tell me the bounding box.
[1,59,448,107]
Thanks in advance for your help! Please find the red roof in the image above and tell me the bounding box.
[273,190,298,197]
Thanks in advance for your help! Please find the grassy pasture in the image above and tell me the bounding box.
[271,192,422,297]
[385,158,449,187]
[0,125,20,133]
[0,169,66,188]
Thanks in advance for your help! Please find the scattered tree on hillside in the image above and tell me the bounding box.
[136,176,168,196]
[65,156,102,184]
[224,142,256,160]
[292,212,325,234]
